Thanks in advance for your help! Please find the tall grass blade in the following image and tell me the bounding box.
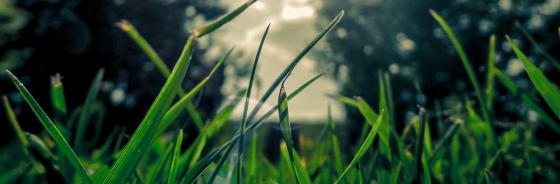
[486,35,496,110]
[74,69,104,152]
[237,23,270,184]
[167,130,183,184]
[5,70,93,183]
[430,10,491,124]
[413,108,426,183]
[103,36,195,184]
[507,36,560,119]
[334,112,383,184]
[192,0,256,38]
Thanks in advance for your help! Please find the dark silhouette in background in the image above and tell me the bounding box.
[0,0,226,146]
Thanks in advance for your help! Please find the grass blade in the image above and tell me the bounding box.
[486,35,496,110]
[3,96,28,146]
[192,0,256,38]
[118,20,171,76]
[413,108,427,183]
[506,36,560,119]
[334,111,384,184]
[103,35,195,184]
[74,69,104,152]
[430,10,491,124]
[5,70,93,183]
[167,130,184,184]
[237,23,270,184]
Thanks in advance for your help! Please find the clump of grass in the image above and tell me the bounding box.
[2,2,560,184]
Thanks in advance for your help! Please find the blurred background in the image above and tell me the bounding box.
[1,0,560,147]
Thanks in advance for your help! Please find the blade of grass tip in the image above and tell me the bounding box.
[167,130,183,184]
[413,108,427,183]
[430,10,491,124]
[237,23,270,184]
[334,112,383,184]
[118,20,171,76]
[192,0,256,38]
[507,36,560,119]
[103,36,195,184]
[494,69,560,134]
[245,10,344,127]
[514,21,560,71]
[157,48,233,136]
[3,96,29,146]
[5,70,93,183]
[50,74,68,124]
[486,35,496,110]
[74,69,104,152]
[203,73,326,184]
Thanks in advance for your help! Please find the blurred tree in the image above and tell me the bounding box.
[317,0,560,138]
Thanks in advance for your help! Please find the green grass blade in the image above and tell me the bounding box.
[244,10,344,127]
[5,70,93,184]
[119,19,214,135]
[430,10,490,124]
[334,112,384,184]
[507,36,560,119]
[486,35,496,110]
[103,35,195,184]
[494,69,560,133]
[514,22,560,71]
[192,0,256,38]
[237,23,270,184]
[3,96,28,146]
[157,48,233,136]
[74,69,104,152]
[247,133,257,183]
[167,130,183,184]
[278,84,304,184]
[118,20,171,76]
[413,108,426,183]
